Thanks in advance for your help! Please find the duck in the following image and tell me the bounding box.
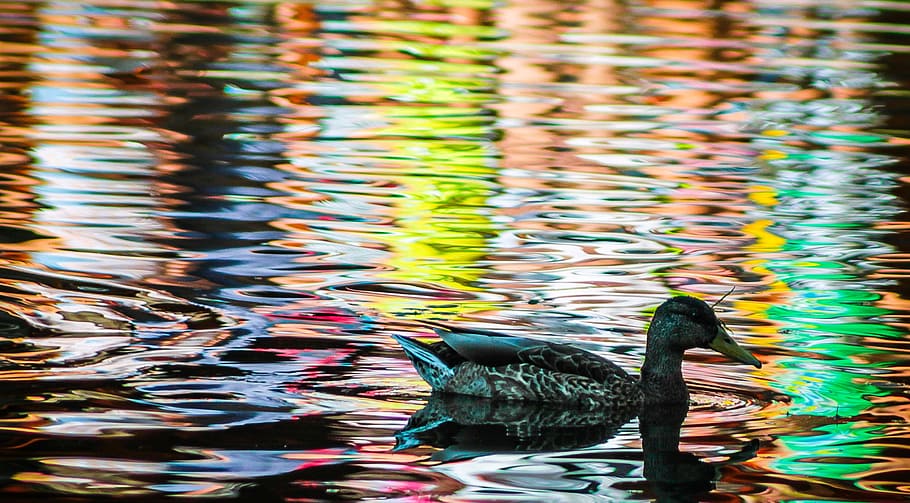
[392,296,761,408]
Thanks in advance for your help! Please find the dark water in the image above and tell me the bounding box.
[0,0,908,500]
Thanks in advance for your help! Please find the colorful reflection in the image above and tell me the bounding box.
[0,0,906,501]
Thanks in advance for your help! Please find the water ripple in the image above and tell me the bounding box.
[0,0,907,501]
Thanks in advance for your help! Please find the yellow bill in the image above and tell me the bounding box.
[708,324,762,368]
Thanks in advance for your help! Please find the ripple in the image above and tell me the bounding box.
[517,230,676,259]
[0,0,907,501]
[328,281,511,302]
[689,389,767,418]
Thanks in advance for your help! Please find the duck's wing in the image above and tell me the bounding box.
[424,321,542,366]
[517,342,632,383]
[424,321,631,383]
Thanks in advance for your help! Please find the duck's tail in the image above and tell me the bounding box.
[392,335,456,391]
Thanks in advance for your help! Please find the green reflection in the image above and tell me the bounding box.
[744,96,904,492]
[771,423,884,480]
[761,281,895,416]
[808,130,889,144]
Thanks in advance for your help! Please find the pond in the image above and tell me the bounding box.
[0,0,908,501]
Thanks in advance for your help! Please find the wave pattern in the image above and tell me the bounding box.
[0,0,907,500]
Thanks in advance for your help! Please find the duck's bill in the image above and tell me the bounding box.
[708,325,762,369]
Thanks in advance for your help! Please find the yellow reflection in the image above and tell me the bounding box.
[374,159,498,317]
[273,135,501,320]
[273,2,504,320]
[742,219,786,253]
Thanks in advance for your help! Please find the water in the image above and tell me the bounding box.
[0,0,908,500]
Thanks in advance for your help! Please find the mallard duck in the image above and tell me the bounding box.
[393,296,761,408]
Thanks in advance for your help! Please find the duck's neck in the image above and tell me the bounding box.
[639,325,689,405]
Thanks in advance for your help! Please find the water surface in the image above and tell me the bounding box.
[0,0,908,501]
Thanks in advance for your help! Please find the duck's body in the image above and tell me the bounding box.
[393,296,761,407]
[396,331,642,408]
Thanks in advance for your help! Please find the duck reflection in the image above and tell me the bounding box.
[395,393,636,460]
[396,394,759,501]
[639,402,759,501]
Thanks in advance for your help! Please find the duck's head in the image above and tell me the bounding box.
[649,296,762,368]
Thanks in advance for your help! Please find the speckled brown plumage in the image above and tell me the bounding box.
[444,362,642,409]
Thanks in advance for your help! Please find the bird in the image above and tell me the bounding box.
[392,296,762,409]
